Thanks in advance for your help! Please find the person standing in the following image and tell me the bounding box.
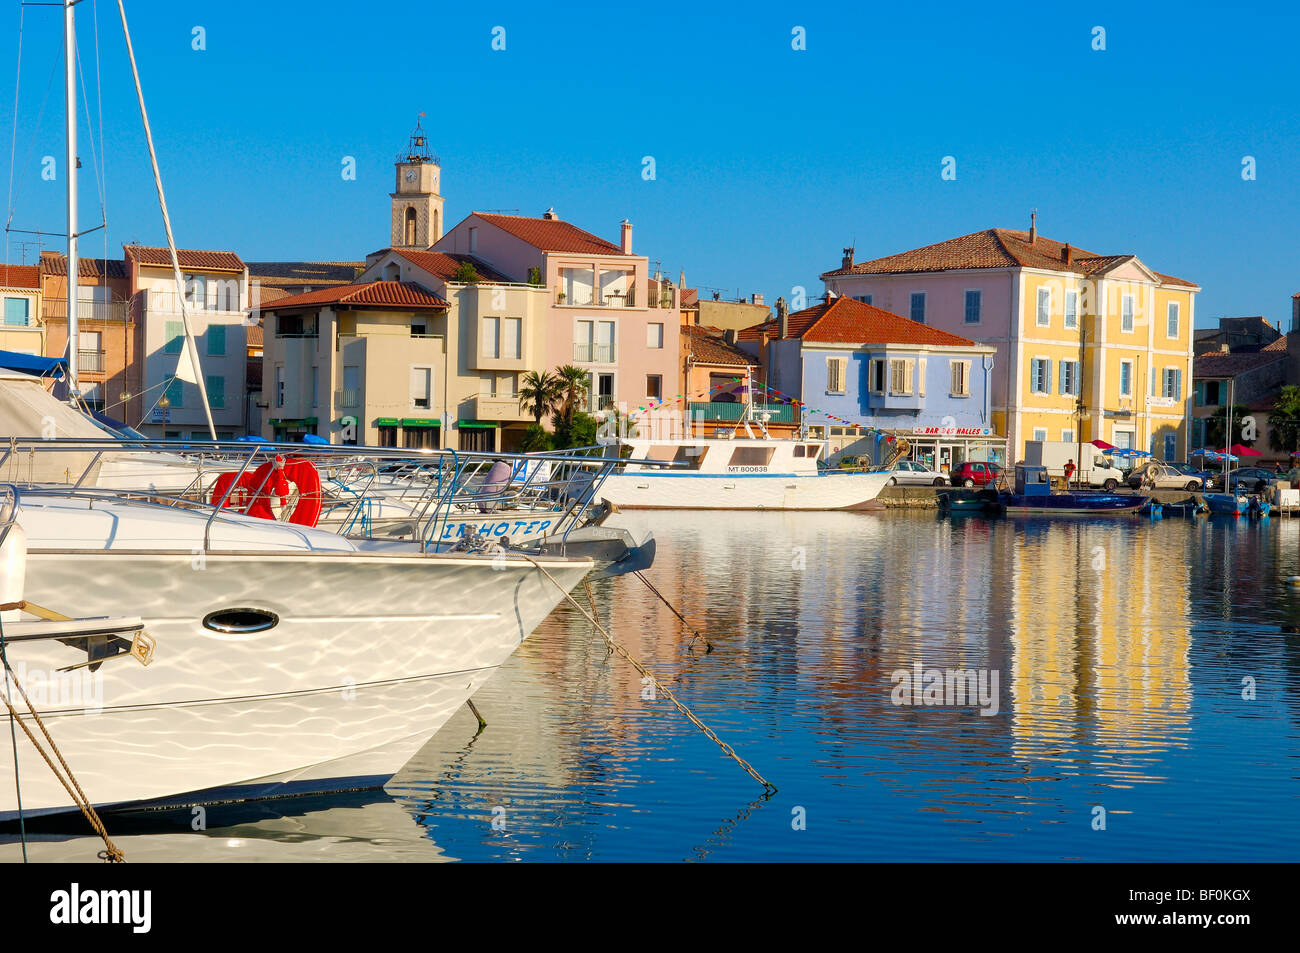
[1063,459,1076,488]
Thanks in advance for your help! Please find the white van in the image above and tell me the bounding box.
[1023,441,1125,490]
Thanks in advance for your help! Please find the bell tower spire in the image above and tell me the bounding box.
[390,113,444,249]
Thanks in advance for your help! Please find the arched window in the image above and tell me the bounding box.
[404,207,418,246]
[432,209,440,239]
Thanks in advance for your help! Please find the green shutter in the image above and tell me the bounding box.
[207,324,226,356]
[165,379,184,408]
[206,375,225,409]
[4,297,30,326]
[164,321,184,354]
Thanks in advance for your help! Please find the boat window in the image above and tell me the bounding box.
[727,447,775,468]
[793,445,805,457]
[675,446,708,469]
[804,445,821,460]
[646,445,679,461]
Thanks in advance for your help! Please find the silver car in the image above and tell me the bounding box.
[887,460,949,486]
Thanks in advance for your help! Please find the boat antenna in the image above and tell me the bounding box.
[115,0,216,439]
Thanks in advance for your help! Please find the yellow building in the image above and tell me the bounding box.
[822,221,1199,460]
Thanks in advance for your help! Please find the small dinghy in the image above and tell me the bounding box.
[1204,492,1248,517]
[1160,497,1207,517]
[938,488,1004,514]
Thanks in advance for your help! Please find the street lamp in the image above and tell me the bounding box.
[158,393,171,434]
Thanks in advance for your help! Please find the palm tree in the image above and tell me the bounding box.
[1268,385,1300,454]
[518,370,561,424]
[553,364,591,426]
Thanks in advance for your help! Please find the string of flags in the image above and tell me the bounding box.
[628,377,902,443]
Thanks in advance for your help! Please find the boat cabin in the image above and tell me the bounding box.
[1015,464,1052,497]
[615,437,825,476]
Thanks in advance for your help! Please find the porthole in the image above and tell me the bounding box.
[202,608,280,634]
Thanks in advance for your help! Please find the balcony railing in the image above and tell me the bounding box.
[43,298,128,322]
[77,349,105,373]
[573,343,615,363]
[558,291,635,308]
[335,388,361,409]
[688,401,796,423]
[141,290,243,315]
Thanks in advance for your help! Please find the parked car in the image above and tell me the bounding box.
[1212,466,1276,493]
[949,461,1004,488]
[886,460,949,486]
[1126,462,1210,491]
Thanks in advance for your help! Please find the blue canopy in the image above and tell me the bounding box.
[235,434,270,443]
[300,433,329,445]
[1109,448,1152,458]
[0,349,67,377]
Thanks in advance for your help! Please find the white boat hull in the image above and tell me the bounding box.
[597,471,890,510]
[2,547,590,819]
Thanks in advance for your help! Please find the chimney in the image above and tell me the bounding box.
[1220,343,1230,353]
[620,219,632,254]
[1062,243,1072,266]
[724,328,738,346]
[543,207,558,220]
[776,296,789,339]
[751,293,764,306]
[1028,210,1037,244]
[842,246,854,270]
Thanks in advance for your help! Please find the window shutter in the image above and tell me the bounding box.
[1044,361,1052,394]
[904,360,914,394]
[917,358,926,397]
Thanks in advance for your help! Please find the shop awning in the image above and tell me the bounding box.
[401,418,440,428]
[375,417,400,426]
[457,420,497,429]
[269,417,318,427]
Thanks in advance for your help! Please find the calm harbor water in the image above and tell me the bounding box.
[5,509,1299,861]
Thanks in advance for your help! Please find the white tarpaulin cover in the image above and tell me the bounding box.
[0,371,105,484]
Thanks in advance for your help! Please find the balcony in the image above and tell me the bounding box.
[688,401,796,423]
[573,343,615,363]
[77,349,105,373]
[335,388,361,409]
[558,291,635,308]
[141,290,243,316]
[43,298,128,322]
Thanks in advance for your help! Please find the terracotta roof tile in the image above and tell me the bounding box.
[1194,350,1285,378]
[683,325,755,367]
[391,249,513,283]
[38,253,127,279]
[822,228,1197,288]
[261,280,448,311]
[474,212,622,255]
[125,244,245,272]
[246,324,263,347]
[1263,335,1290,352]
[247,261,363,288]
[0,264,40,289]
[681,288,699,307]
[738,296,977,348]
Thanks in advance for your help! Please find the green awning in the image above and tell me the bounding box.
[457,420,498,429]
[375,417,400,426]
[401,418,440,428]
[270,418,317,427]
[304,417,318,426]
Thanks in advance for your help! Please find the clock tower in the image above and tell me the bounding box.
[390,115,444,249]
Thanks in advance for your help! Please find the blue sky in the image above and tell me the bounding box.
[2,1,1298,328]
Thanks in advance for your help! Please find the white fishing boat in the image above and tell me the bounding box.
[597,435,890,510]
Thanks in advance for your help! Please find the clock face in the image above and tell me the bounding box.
[404,170,417,183]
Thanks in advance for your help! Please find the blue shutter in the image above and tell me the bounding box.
[207,324,226,356]
[4,297,30,326]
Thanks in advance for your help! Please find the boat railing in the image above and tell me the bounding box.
[0,438,629,553]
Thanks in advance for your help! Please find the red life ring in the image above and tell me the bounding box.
[209,457,321,528]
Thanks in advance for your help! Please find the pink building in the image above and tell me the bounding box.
[433,211,680,417]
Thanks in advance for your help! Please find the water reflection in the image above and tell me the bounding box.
[4,510,1297,861]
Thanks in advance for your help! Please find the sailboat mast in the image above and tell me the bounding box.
[64,0,79,400]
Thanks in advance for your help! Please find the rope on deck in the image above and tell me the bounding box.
[525,556,775,795]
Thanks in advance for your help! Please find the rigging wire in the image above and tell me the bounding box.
[0,612,29,864]
[4,3,24,267]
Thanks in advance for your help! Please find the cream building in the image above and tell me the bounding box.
[0,264,44,357]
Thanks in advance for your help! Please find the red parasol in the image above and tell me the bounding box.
[1090,439,1117,451]
[1229,443,1261,457]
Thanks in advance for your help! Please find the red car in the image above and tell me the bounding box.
[950,461,1003,488]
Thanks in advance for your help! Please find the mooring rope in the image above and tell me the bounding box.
[0,603,124,862]
[633,570,713,652]
[524,557,775,794]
